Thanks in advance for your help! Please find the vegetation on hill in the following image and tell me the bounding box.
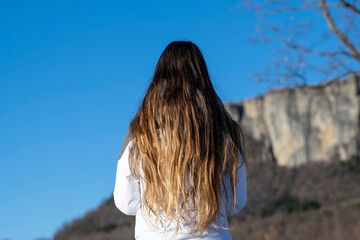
[53,155,360,240]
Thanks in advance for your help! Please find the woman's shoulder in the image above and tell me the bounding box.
[118,127,134,160]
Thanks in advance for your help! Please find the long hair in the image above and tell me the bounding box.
[128,41,247,236]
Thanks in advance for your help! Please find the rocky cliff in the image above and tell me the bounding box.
[225,73,360,166]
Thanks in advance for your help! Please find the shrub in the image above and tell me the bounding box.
[261,194,321,217]
[340,155,360,174]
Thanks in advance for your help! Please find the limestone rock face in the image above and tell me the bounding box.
[225,74,360,167]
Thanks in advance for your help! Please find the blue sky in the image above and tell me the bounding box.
[0,0,329,239]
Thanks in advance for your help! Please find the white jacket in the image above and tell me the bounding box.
[113,129,247,240]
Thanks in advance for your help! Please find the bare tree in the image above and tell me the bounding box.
[238,0,360,87]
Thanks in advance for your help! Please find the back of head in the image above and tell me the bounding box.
[129,40,246,236]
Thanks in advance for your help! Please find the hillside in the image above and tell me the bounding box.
[53,156,360,240]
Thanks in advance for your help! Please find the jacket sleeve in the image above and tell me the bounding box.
[113,130,141,216]
[224,152,247,217]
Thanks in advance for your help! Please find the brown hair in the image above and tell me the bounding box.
[128,41,246,236]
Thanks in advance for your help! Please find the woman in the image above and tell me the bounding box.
[113,41,247,239]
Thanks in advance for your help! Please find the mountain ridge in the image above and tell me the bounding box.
[225,73,360,166]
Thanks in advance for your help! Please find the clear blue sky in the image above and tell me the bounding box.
[0,1,324,239]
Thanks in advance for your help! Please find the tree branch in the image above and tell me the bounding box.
[319,0,360,61]
[240,0,341,13]
[339,0,360,14]
[284,41,353,58]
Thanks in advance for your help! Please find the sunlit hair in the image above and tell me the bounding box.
[128,41,247,236]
